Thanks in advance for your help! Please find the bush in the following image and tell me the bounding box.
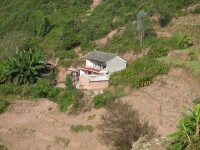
[93,89,125,108]
[194,5,200,14]
[55,50,78,60]
[110,57,169,88]
[147,47,170,58]
[65,76,74,90]
[0,84,21,96]
[167,104,200,150]
[158,12,172,27]
[98,101,156,150]
[0,100,9,114]
[178,32,193,49]
[31,78,60,100]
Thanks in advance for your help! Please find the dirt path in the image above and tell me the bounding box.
[95,27,125,45]
[55,66,69,88]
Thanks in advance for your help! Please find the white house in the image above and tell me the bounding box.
[77,51,127,90]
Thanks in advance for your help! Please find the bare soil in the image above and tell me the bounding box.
[0,68,199,149]
[122,68,200,136]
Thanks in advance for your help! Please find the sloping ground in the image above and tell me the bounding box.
[0,69,199,149]
[122,68,200,136]
[0,99,107,150]
[159,14,200,46]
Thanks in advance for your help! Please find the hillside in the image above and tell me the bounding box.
[1,0,200,150]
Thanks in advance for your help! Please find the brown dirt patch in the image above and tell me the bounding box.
[122,68,200,136]
[91,0,102,10]
[95,27,125,45]
[168,50,189,61]
[0,99,107,150]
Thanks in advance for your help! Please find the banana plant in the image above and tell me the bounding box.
[167,104,200,150]
[0,49,44,85]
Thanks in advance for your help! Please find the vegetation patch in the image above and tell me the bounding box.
[167,104,200,150]
[99,101,156,150]
[158,57,200,81]
[93,89,125,108]
[110,57,169,88]
[0,145,7,150]
[0,100,10,114]
[70,124,95,133]
[55,136,70,148]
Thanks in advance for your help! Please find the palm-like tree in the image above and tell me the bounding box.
[0,49,44,85]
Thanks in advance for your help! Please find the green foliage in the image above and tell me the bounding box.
[0,49,44,85]
[188,49,200,61]
[110,57,169,88]
[0,100,9,114]
[65,76,74,90]
[30,10,53,37]
[55,50,78,60]
[93,89,125,108]
[178,32,193,49]
[70,124,95,133]
[31,78,60,100]
[0,144,7,150]
[194,5,200,14]
[158,12,172,27]
[167,104,200,150]
[148,47,170,58]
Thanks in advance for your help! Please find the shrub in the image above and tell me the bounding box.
[147,47,170,58]
[31,78,60,100]
[110,57,169,88]
[70,124,95,133]
[188,49,199,61]
[194,5,200,14]
[65,76,74,90]
[98,101,156,150]
[178,32,193,49]
[167,104,200,150]
[55,50,78,60]
[0,84,21,96]
[0,100,9,114]
[158,12,172,27]
[93,89,125,108]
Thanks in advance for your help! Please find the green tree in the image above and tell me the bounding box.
[136,10,152,42]
[0,49,44,85]
[178,32,193,49]
[167,104,200,150]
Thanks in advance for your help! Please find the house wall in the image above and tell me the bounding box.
[86,59,103,69]
[106,56,127,74]
[79,76,108,90]
[86,59,94,67]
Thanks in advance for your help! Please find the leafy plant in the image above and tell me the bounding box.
[93,89,125,108]
[167,104,200,150]
[194,5,200,14]
[0,49,44,85]
[0,100,9,114]
[110,57,169,88]
[178,32,193,49]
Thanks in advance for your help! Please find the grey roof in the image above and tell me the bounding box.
[85,51,118,62]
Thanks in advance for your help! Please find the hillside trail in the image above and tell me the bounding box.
[55,65,69,88]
